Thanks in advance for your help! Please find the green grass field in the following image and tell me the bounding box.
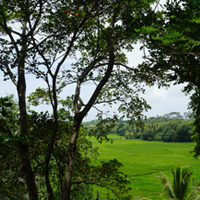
[92,134,200,199]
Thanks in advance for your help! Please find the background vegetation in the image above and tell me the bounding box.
[85,112,193,142]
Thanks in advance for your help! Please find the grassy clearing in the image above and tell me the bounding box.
[92,134,200,199]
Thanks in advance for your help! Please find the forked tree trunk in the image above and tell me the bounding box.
[62,16,115,200]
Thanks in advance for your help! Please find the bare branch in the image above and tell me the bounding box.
[114,62,135,71]
[79,57,105,82]
[0,9,20,57]
[55,0,101,78]
[153,0,161,11]
[94,98,119,105]
[5,63,17,86]
[92,105,103,113]
[55,16,90,78]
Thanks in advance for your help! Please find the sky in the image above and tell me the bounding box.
[0,0,190,121]
[142,84,190,117]
[0,43,191,122]
[124,45,190,119]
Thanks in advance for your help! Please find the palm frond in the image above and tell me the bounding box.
[188,184,200,200]
[160,167,193,200]
[159,173,175,198]
[172,167,192,200]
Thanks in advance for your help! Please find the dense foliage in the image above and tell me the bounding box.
[1,0,200,199]
[0,0,158,199]
[138,0,200,154]
[0,96,131,200]
[106,112,193,142]
[139,117,192,142]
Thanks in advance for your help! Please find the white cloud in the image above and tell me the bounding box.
[143,85,190,117]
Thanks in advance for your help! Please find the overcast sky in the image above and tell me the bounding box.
[125,44,190,119]
[0,77,190,121]
[0,0,189,120]
[0,43,190,121]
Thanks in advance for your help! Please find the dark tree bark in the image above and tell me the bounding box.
[44,77,59,200]
[18,143,39,200]
[17,59,39,200]
[62,116,82,200]
[16,27,39,199]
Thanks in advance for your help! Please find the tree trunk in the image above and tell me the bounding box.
[62,16,115,200]
[18,143,39,200]
[17,62,38,200]
[62,117,81,200]
[44,105,58,200]
[45,147,55,200]
[44,77,59,200]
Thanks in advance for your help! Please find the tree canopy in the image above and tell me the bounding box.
[1,0,200,199]
[0,0,158,199]
[139,0,200,156]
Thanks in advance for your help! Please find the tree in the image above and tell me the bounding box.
[0,96,25,199]
[27,0,157,199]
[138,0,200,155]
[0,0,158,199]
[117,121,129,136]
[137,115,192,142]
[163,112,183,120]
[0,1,49,199]
[0,96,132,200]
[176,121,192,142]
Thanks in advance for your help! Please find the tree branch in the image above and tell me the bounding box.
[5,62,17,86]
[80,27,116,119]
[0,9,20,57]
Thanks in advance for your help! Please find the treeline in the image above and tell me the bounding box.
[107,112,193,142]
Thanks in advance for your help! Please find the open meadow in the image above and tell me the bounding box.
[92,134,200,199]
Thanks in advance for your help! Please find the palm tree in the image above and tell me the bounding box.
[159,167,200,200]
